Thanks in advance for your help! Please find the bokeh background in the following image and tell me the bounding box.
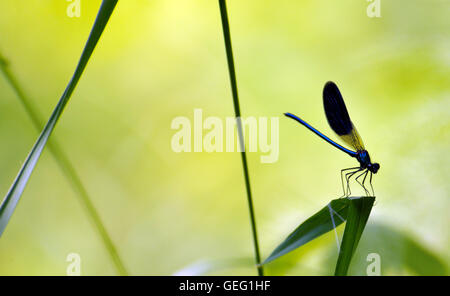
[0,0,448,275]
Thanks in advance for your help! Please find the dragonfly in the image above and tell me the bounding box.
[285,81,380,197]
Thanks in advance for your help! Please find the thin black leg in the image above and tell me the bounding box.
[341,167,361,198]
[355,169,370,196]
[340,167,360,197]
[369,171,375,197]
[362,170,369,196]
[344,168,363,197]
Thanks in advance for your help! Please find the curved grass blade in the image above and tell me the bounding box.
[334,196,375,276]
[0,55,127,275]
[0,0,118,241]
[263,198,350,265]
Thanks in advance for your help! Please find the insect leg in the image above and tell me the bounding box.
[340,167,360,198]
[369,171,376,197]
[355,169,370,196]
[344,168,363,197]
[341,167,361,197]
[362,170,369,196]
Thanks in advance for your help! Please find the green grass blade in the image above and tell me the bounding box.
[334,222,448,276]
[218,0,263,276]
[0,56,127,275]
[334,196,375,276]
[0,0,118,240]
[263,198,350,265]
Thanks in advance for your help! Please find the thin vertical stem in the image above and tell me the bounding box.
[217,0,263,276]
[0,56,127,275]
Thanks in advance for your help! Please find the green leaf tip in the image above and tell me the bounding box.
[263,198,351,265]
[334,196,375,276]
[262,196,376,276]
[0,0,118,237]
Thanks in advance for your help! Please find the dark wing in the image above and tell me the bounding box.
[323,81,365,151]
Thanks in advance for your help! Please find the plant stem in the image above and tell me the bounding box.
[0,28,127,278]
[217,0,263,276]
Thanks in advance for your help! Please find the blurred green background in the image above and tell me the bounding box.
[0,0,448,275]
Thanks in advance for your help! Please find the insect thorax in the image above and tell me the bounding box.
[356,150,371,168]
